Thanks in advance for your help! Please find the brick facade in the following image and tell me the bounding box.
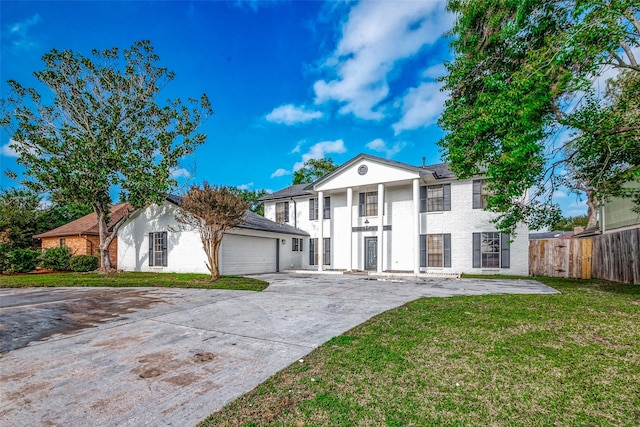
[41,235,118,268]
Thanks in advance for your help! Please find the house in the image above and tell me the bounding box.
[600,181,640,233]
[260,153,529,275]
[34,203,131,268]
[117,195,309,275]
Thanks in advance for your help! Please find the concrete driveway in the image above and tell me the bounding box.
[0,273,557,426]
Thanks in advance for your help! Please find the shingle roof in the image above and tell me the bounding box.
[34,203,132,238]
[423,162,456,179]
[166,195,308,237]
[258,184,313,201]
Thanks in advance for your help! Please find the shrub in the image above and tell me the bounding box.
[69,255,99,272]
[39,246,72,271]
[5,248,40,273]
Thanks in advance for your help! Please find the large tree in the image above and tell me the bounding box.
[1,40,212,270]
[292,158,339,185]
[175,183,248,280]
[439,0,639,234]
[230,187,268,216]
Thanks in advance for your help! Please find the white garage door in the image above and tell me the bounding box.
[219,234,277,275]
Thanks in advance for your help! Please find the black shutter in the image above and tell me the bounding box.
[501,233,510,268]
[148,232,154,266]
[324,238,331,265]
[284,202,289,222]
[299,239,303,252]
[162,231,168,266]
[472,180,482,209]
[443,183,451,211]
[324,197,331,219]
[420,235,426,267]
[309,238,315,265]
[359,193,365,217]
[472,232,481,268]
[444,233,451,268]
[420,186,427,212]
[309,198,315,220]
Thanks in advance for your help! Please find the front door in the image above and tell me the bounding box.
[365,237,377,270]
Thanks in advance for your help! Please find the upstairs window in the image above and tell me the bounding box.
[276,202,289,224]
[358,192,378,217]
[472,180,491,209]
[420,184,451,212]
[309,196,331,220]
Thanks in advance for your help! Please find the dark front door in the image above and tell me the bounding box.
[365,237,377,270]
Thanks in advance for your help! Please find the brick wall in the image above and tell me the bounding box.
[40,235,118,268]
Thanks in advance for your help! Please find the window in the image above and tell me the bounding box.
[309,238,331,265]
[292,238,303,252]
[472,232,510,268]
[148,231,168,267]
[358,192,378,217]
[309,196,331,220]
[420,184,451,212]
[472,180,491,209]
[420,234,451,268]
[276,201,289,224]
[59,238,66,247]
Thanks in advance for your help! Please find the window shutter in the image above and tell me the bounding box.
[359,193,365,217]
[162,231,168,266]
[284,202,289,222]
[444,233,451,268]
[148,233,154,266]
[420,186,427,212]
[300,239,303,252]
[472,180,482,209]
[472,232,481,268]
[501,233,510,268]
[324,237,331,265]
[324,197,331,219]
[443,183,451,211]
[309,198,315,220]
[420,234,426,267]
[309,239,315,265]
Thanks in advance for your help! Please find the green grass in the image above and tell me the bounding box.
[201,277,640,426]
[0,271,269,291]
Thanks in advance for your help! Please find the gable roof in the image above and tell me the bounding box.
[165,195,308,237]
[34,203,132,239]
[258,184,313,202]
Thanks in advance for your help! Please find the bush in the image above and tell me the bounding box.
[39,246,72,271]
[69,255,99,272]
[5,248,40,273]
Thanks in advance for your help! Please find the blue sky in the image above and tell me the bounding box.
[0,0,587,217]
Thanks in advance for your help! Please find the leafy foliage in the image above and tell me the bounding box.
[4,248,40,273]
[175,183,248,279]
[39,246,72,271]
[69,255,99,272]
[550,215,589,232]
[292,158,339,184]
[1,40,212,270]
[230,187,268,216]
[439,0,640,234]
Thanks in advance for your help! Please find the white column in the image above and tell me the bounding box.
[317,191,324,271]
[347,187,353,271]
[413,178,420,274]
[377,183,384,273]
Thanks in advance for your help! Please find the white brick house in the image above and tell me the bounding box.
[261,153,529,275]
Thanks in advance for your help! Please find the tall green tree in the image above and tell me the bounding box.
[439,0,639,234]
[175,183,248,280]
[230,187,268,216]
[1,40,212,270]
[292,158,339,185]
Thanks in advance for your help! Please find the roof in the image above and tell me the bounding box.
[528,231,573,240]
[258,184,313,202]
[165,195,308,237]
[34,203,132,239]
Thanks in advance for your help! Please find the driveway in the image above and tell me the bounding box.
[0,273,557,426]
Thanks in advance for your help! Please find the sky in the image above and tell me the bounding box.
[0,0,587,217]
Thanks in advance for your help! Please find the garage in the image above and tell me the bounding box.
[220,233,278,275]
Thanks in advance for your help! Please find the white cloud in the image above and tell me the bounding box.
[313,1,452,120]
[366,138,406,159]
[392,81,448,134]
[7,14,40,50]
[291,140,305,154]
[266,104,323,125]
[237,182,253,190]
[170,168,191,179]
[271,168,290,178]
[293,139,346,171]
[1,141,19,158]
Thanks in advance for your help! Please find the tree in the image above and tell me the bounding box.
[1,40,212,270]
[439,0,639,234]
[0,187,42,250]
[229,187,268,216]
[175,183,248,279]
[292,158,339,184]
[550,215,589,232]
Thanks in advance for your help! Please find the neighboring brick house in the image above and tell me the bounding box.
[34,203,132,268]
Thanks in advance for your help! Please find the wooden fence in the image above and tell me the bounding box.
[529,227,639,284]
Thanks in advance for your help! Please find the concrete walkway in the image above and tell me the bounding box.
[0,273,557,427]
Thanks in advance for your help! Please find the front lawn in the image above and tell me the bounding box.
[202,277,640,426]
[0,272,269,291]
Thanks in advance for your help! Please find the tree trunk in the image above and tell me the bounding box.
[95,205,114,272]
[210,239,221,280]
[585,189,598,229]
